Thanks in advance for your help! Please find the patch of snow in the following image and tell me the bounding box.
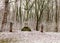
[0,32,60,43]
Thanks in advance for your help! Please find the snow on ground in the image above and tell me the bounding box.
[0,31,60,43]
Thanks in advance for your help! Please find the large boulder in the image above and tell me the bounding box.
[21,27,31,31]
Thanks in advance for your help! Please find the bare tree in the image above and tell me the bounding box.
[1,0,9,31]
[55,0,58,32]
[19,0,22,24]
[35,0,46,31]
[35,0,38,31]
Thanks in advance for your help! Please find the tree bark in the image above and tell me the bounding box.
[10,22,13,32]
[1,0,9,32]
[55,0,58,32]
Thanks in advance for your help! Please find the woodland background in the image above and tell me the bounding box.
[0,0,60,32]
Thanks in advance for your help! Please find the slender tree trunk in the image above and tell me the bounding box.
[10,22,13,32]
[35,0,39,31]
[46,0,50,22]
[26,0,29,21]
[1,0,9,32]
[19,0,22,24]
[24,0,29,27]
[41,24,43,32]
[15,0,19,22]
[55,0,58,32]
[46,1,50,32]
[38,0,45,32]
[36,16,39,31]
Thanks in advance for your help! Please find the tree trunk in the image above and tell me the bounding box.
[41,24,43,32]
[35,0,39,31]
[55,0,58,32]
[10,22,13,32]
[1,0,9,32]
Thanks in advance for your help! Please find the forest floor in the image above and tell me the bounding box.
[0,31,60,43]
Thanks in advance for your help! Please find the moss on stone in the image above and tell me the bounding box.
[0,39,11,43]
[0,38,17,43]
